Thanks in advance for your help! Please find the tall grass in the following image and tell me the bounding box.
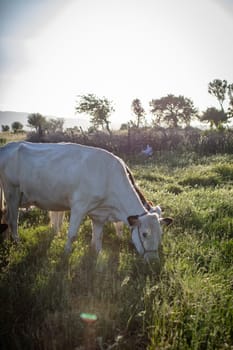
[0,153,233,349]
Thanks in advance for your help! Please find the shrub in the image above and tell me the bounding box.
[26,127,233,157]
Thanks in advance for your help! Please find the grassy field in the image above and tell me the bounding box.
[0,152,233,349]
[0,132,26,143]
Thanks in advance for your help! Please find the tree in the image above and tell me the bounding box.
[131,98,145,128]
[27,113,46,135]
[227,83,233,118]
[75,94,114,134]
[208,79,227,112]
[120,123,128,130]
[11,121,23,133]
[1,125,10,132]
[207,79,233,124]
[45,118,64,133]
[200,107,228,128]
[149,94,198,128]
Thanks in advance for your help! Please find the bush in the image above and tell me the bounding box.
[26,127,233,157]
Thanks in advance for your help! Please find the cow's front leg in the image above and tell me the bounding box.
[64,207,84,253]
[91,219,104,253]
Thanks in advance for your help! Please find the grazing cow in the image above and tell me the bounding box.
[0,141,172,261]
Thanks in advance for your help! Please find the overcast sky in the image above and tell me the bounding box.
[0,0,233,126]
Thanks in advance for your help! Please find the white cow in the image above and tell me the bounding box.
[0,141,172,261]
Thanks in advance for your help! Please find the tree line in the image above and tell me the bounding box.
[1,115,64,135]
[1,79,233,134]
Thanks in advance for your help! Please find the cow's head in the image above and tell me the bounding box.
[128,210,173,262]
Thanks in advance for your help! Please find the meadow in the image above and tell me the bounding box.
[0,152,233,349]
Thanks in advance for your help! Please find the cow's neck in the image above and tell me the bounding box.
[113,181,146,224]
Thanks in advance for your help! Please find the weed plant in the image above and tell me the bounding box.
[0,153,233,349]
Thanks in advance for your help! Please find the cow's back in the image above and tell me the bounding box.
[17,142,125,211]
[18,142,120,186]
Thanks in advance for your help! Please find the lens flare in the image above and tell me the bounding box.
[80,313,97,324]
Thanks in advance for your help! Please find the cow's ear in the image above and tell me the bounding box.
[160,217,173,226]
[127,215,140,227]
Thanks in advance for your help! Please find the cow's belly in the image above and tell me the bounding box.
[20,191,70,211]
[33,201,69,211]
[89,207,118,223]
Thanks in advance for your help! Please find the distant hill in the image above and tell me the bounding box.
[0,111,89,130]
[0,111,29,128]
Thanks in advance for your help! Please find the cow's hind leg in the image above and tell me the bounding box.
[114,222,124,236]
[91,219,104,253]
[49,211,65,234]
[6,187,20,241]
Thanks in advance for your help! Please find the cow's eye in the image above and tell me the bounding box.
[142,232,148,238]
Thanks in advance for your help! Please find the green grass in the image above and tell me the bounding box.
[0,153,233,349]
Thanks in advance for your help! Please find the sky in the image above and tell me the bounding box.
[0,0,233,127]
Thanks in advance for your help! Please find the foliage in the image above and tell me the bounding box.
[227,83,233,118]
[0,138,7,146]
[200,107,228,128]
[0,154,233,349]
[120,123,128,130]
[19,208,50,228]
[27,126,233,158]
[75,94,114,134]
[45,118,64,133]
[149,94,198,128]
[208,79,228,112]
[27,113,47,135]
[11,121,23,133]
[27,114,65,137]
[1,125,10,132]
[131,98,146,128]
[208,79,233,123]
